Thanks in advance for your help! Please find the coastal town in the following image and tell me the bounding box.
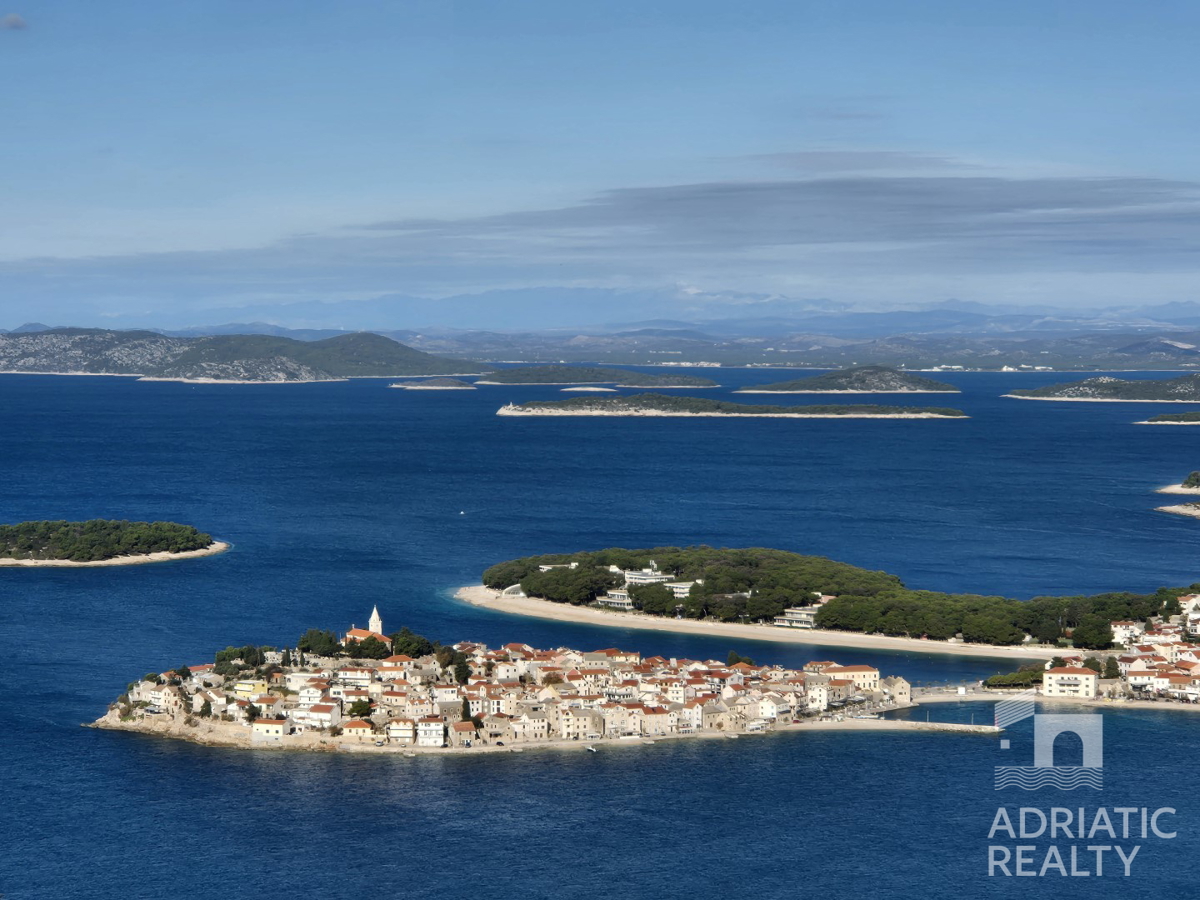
[94,592,1200,753]
[97,605,934,752]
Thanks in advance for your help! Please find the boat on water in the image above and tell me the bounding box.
[585,745,597,753]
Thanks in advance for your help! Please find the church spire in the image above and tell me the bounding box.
[369,605,383,636]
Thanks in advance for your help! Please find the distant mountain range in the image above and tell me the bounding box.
[0,329,481,382]
[11,300,1200,372]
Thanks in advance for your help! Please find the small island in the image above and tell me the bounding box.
[1157,500,1200,520]
[475,365,718,388]
[496,393,968,418]
[389,378,477,390]
[737,366,959,394]
[0,519,228,567]
[1006,373,1200,402]
[1155,471,1200,496]
[1138,411,1200,425]
[93,608,999,755]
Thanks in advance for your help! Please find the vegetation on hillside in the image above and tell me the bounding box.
[1184,471,1200,487]
[1011,373,1200,401]
[505,393,967,416]
[480,365,717,386]
[0,519,213,561]
[482,546,1194,648]
[743,366,959,393]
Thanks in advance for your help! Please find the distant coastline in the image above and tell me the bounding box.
[0,541,229,568]
[455,586,1053,659]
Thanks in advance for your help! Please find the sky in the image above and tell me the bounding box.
[4,1,1200,329]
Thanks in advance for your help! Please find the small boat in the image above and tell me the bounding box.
[585,745,597,753]
[725,733,739,739]
[403,751,415,758]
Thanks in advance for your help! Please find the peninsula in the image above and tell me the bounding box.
[473,546,1198,652]
[0,329,481,383]
[736,365,959,394]
[1006,373,1200,402]
[474,365,717,387]
[0,519,227,567]
[1139,411,1200,425]
[92,610,998,755]
[1155,471,1200,495]
[496,393,968,418]
[389,377,477,390]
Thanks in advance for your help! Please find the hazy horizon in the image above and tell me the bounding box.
[5,2,1200,328]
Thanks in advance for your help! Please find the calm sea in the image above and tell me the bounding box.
[1,370,1198,899]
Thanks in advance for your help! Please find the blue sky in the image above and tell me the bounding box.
[4,1,1200,328]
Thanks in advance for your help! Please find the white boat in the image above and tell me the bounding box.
[585,745,597,753]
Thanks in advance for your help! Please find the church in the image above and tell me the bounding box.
[343,605,388,645]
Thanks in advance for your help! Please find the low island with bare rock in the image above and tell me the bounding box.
[737,365,959,394]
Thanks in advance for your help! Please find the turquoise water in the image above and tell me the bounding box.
[1,371,1198,898]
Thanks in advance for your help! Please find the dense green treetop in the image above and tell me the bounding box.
[505,393,967,417]
[0,519,212,561]
[743,366,959,393]
[479,365,717,386]
[483,546,1194,647]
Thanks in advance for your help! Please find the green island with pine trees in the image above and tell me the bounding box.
[482,546,1197,649]
[0,519,219,563]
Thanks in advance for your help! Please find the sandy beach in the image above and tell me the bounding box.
[0,540,230,568]
[455,586,1055,659]
[495,408,966,419]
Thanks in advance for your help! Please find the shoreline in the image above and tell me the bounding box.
[0,540,230,568]
[1156,484,1200,495]
[734,389,959,395]
[137,376,347,385]
[495,408,966,419]
[1136,420,1200,426]
[914,690,1200,714]
[1156,504,1200,519]
[89,706,999,756]
[454,586,1054,659]
[475,381,717,388]
[1003,394,1200,403]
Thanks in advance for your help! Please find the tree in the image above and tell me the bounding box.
[281,648,292,667]
[346,636,389,660]
[245,703,260,723]
[391,627,435,659]
[454,658,472,684]
[173,666,192,680]
[1082,657,1102,673]
[199,699,213,718]
[297,629,341,657]
[1103,657,1121,680]
[1071,616,1113,650]
[1051,657,1066,669]
[629,582,675,615]
[347,698,373,718]
[461,698,472,722]
[727,650,755,667]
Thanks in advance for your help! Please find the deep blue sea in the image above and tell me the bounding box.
[2,369,1199,899]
